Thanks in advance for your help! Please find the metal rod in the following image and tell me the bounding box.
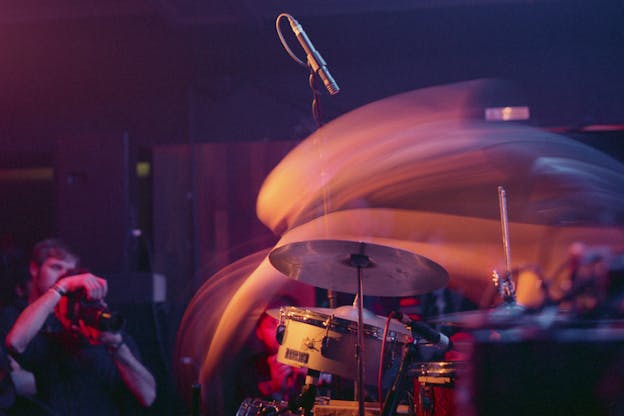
[497,186,512,276]
[356,265,365,416]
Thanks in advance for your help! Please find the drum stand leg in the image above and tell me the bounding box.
[381,342,417,416]
[350,251,369,416]
[191,382,201,416]
[292,369,320,415]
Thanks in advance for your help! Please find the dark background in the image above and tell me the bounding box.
[1,0,623,413]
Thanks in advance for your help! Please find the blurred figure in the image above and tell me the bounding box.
[0,248,34,414]
[0,343,16,416]
[232,296,307,413]
[516,243,624,319]
[0,266,30,310]
[0,238,156,415]
[565,243,624,319]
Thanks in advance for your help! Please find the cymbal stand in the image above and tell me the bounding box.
[495,186,517,304]
[349,246,370,416]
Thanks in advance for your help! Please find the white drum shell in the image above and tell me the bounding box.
[277,306,411,385]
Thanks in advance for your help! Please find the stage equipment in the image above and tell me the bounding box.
[270,239,447,416]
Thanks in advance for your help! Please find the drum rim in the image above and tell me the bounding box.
[280,306,411,342]
[410,361,461,377]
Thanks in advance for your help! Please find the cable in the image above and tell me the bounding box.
[378,311,398,414]
[275,13,306,67]
[276,12,329,127]
[309,72,323,128]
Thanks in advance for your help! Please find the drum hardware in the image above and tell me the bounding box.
[293,369,321,415]
[419,387,434,416]
[431,187,529,330]
[492,188,531,320]
[276,323,286,345]
[381,342,418,416]
[411,362,460,416]
[191,382,201,416]
[381,318,455,416]
[320,317,332,356]
[396,313,452,352]
[495,186,518,305]
[236,397,296,416]
[352,251,368,416]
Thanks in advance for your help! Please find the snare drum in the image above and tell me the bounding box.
[276,305,411,385]
[411,362,459,416]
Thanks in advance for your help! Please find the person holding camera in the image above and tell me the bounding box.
[0,239,156,415]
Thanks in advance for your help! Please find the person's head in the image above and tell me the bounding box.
[29,239,79,299]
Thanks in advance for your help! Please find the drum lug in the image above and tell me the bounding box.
[420,385,435,416]
[320,335,330,356]
[276,324,286,345]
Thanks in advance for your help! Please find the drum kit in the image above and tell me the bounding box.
[236,192,624,416]
[234,236,624,416]
[224,80,624,415]
[231,238,456,416]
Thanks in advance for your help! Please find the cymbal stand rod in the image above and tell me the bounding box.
[497,186,516,303]
[356,265,365,416]
[350,252,369,416]
[327,289,337,308]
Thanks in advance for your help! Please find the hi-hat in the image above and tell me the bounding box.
[268,239,448,296]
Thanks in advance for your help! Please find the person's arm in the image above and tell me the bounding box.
[5,274,107,354]
[5,288,60,354]
[105,335,156,408]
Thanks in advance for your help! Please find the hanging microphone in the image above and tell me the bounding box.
[395,312,452,352]
[287,16,340,95]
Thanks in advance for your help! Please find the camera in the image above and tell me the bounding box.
[67,291,125,332]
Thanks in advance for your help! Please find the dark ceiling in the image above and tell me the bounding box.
[0,0,623,167]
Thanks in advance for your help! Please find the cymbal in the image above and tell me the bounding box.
[268,239,449,296]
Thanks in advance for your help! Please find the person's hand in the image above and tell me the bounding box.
[78,321,123,347]
[56,273,108,300]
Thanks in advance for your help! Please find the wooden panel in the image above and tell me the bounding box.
[152,140,298,308]
[56,132,134,273]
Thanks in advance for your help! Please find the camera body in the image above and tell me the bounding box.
[66,291,125,332]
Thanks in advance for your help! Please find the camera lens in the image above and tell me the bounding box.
[97,310,125,332]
